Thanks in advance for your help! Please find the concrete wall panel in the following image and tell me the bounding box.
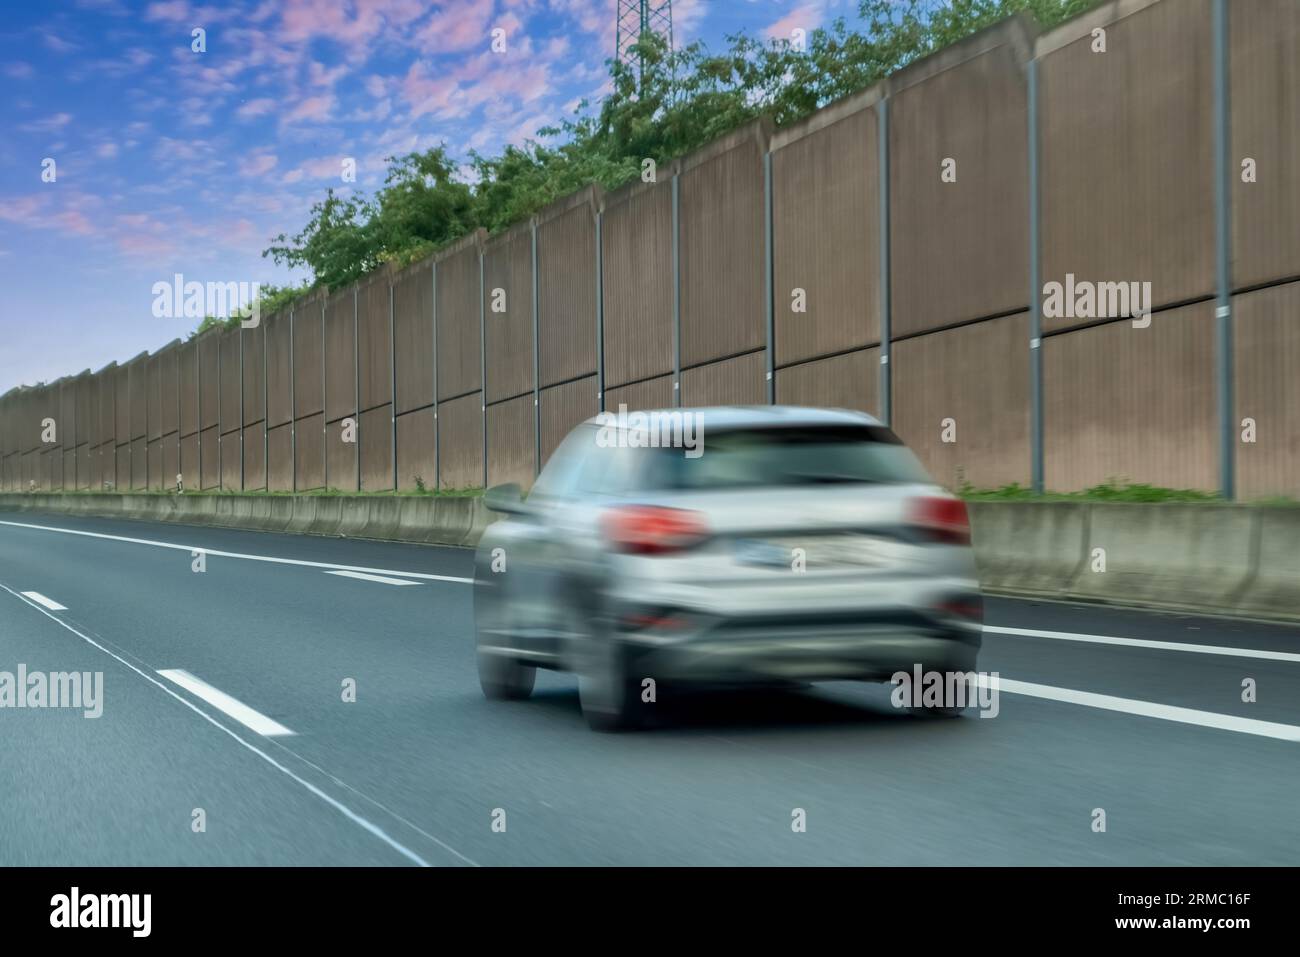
[325,290,356,424]
[360,404,394,491]
[326,416,358,492]
[395,406,436,491]
[200,426,219,490]
[265,310,292,428]
[890,43,1028,334]
[1044,304,1216,491]
[147,439,162,491]
[178,342,198,437]
[775,348,880,415]
[244,420,266,491]
[242,322,264,427]
[127,357,147,440]
[605,375,673,414]
[59,378,77,451]
[436,242,483,400]
[1230,0,1300,288]
[540,375,597,467]
[679,137,766,366]
[293,299,325,419]
[198,332,219,431]
[163,436,180,492]
[131,436,147,489]
[146,354,162,441]
[892,313,1031,490]
[601,181,674,388]
[180,433,199,492]
[393,262,434,415]
[680,351,765,407]
[267,422,292,491]
[487,394,534,489]
[98,367,117,453]
[358,274,392,412]
[1234,283,1300,498]
[159,346,179,437]
[436,393,484,490]
[74,376,93,448]
[220,432,241,490]
[773,104,879,363]
[484,226,535,403]
[219,329,241,435]
[538,197,598,387]
[1039,0,1214,330]
[295,412,325,491]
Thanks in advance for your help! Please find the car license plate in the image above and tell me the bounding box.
[734,534,892,569]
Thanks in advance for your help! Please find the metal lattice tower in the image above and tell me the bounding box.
[615,0,673,88]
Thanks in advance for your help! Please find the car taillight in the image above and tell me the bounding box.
[936,594,984,622]
[603,506,709,555]
[908,496,971,545]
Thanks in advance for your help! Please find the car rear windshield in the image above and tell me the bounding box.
[631,424,933,491]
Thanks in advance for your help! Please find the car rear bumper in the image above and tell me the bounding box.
[616,611,981,685]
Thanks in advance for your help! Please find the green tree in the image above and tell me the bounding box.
[256,0,1100,302]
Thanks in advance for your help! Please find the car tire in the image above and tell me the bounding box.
[475,589,535,700]
[477,649,537,701]
[572,608,646,732]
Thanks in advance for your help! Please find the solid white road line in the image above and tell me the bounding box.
[977,674,1300,742]
[20,591,67,611]
[325,570,420,586]
[157,669,296,737]
[0,582,448,867]
[984,624,1300,664]
[0,520,473,584]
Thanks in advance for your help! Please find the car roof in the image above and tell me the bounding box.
[582,405,883,432]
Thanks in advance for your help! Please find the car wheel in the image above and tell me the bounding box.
[572,608,646,732]
[477,649,536,701]
[475,591,535,701]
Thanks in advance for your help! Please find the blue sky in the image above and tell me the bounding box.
[0,0,859,395]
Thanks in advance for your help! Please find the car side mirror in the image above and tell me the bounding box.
[484,482,533,516]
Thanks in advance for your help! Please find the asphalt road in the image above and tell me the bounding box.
[1,511,1297,866]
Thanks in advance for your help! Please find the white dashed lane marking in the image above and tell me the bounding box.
[20,591,66,611]
[157,669,296,737]
[325,570,421,586]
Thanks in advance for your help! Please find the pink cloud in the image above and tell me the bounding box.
[283,94,337,124]
[765,3,826,42]
[56,210,97,236]
[0,195,51,224]
[414,0,495,55]
[236,97,276,119]
[279,0,425,58]
[239,153,279,177]
[144,1,190,22]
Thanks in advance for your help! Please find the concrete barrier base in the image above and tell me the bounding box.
[0,493,494,549]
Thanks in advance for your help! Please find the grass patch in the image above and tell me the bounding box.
[960,479,1297,505]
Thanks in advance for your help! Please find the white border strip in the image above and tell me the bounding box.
[0,520,472,584]
[985,625,1300,664]
[979,675,1300,742]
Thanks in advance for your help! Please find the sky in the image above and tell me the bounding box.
[0,0,864,396]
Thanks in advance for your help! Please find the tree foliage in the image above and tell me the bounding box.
[259,0,1098,304]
